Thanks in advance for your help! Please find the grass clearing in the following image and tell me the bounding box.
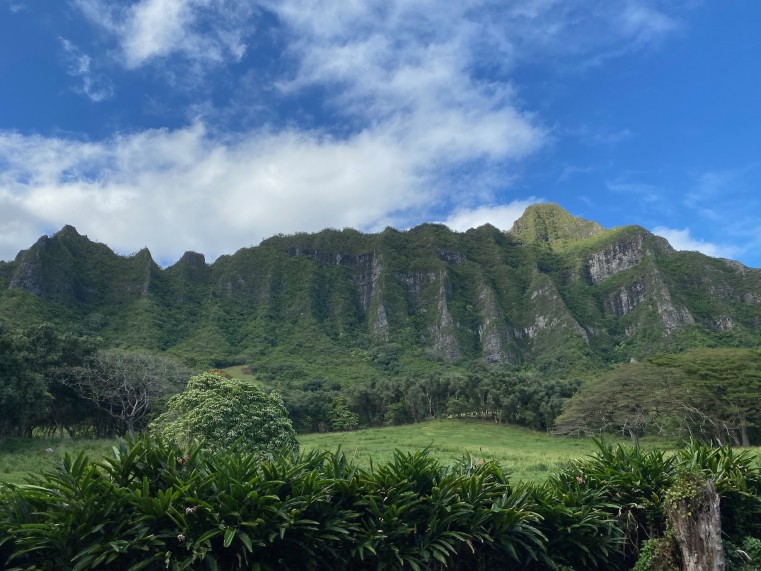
[0,437,116,485]
[299,418,672,481]
[4,420,747,485]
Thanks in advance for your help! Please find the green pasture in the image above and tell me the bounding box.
[5,419,751,485]
[299,418,671,481]
[220,365,259,383]
[0,437,116,485]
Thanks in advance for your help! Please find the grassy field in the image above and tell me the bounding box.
[0,420,689,485]
[0,437,116,485]
[299,419,669,481]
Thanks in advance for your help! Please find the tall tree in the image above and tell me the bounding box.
[0,323,97,437]
[67,349,190,436]
[0,324,48,436]
[650,348,761,446]
[553,362,687,444]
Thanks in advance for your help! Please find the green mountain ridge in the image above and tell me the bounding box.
[1,204,760,380]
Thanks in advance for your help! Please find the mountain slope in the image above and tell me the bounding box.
[1,204,760,380]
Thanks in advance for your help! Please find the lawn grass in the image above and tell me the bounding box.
[299,418,673,481]
[2,420,739,485]
[0,437,116,485]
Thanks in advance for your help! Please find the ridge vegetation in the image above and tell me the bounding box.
[1,204,759,379]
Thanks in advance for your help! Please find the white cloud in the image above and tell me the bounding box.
[73,0,254,69]
[0,122,462,264]
[59,38,115,102]
[440,200,542,232]
[619,1,680,48]
[4,0,26,13]
[651,226,740,260]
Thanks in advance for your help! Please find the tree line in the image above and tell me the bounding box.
[278,371,581,434]
[3,321,761,447]
[0,322,189,439]
[554,348,761,447]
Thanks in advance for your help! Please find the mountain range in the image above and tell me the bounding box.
[2,203,760,381]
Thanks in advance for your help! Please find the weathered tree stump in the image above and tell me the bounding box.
[667,478,724,571]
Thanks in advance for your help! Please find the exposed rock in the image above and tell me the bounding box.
[9,235,76,300]
[9,239,47,296]
[520,275,588,343]
[372,302,390,341]
[437,249,464,265]
[175,251,207,268]
[652,270,694,333]
[398,272,437,309]
[712,316,735,331]
[355,253,381,312]
[606,280,647,317]
[476,283,509,363]
[586,233,647,284]
[2,204,760,369]
[430,270,461,361]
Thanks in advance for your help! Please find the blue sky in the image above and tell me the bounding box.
[1,1,760,267]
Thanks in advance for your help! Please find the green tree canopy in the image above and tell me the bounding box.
[0,322,97,437]
[649,348,761,446]
[553,362,687,444]
[151,371,298,456]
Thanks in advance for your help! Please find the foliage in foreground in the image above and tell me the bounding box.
[0,437,759,570]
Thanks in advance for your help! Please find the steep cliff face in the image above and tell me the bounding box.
[475,282,512,364]
[2,205,761,376]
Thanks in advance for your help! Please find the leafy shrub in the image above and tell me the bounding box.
[1,437,759,570]
[151,371,298,457]
[0,438,550,570]
[631,535,679,571]
[725,536,761,570]
[529,478,621,570]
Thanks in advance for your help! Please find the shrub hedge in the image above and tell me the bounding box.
[0,437,759,570]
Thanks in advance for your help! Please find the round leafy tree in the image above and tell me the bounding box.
[151,371,298,456]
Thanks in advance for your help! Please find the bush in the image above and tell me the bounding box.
[151,371,298,457]
[0,438,551,570]
[1,437,759,570]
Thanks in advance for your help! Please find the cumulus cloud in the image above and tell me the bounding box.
[0,122,456,264]
[440,200,542,232]
[651,226,740,260]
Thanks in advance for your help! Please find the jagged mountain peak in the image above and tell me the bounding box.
[509,203,606,250]
[55,224,82,238]
[174,251,207,268]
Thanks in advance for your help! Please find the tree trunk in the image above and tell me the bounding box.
[739,418,750,448]
[668,479,724,571]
